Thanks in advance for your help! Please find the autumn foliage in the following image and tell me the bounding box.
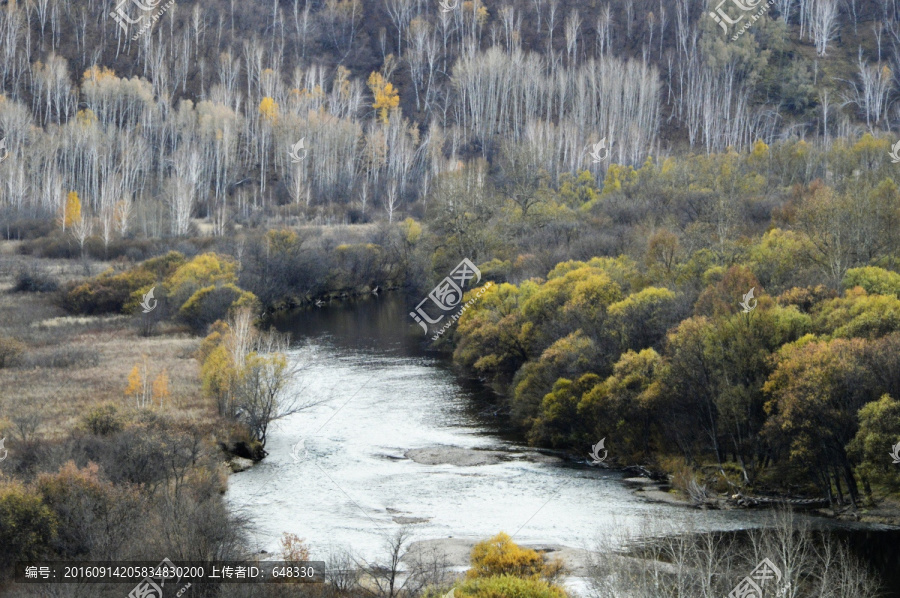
[60,191,82,230]
[447,533,567,598]
[367,71,400,123]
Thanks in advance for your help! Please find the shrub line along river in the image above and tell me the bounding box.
[225,294,900,596]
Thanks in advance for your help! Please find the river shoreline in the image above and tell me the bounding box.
[401,443,900,527]
[223,296,900,595]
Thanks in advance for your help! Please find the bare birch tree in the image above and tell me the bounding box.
[811,0,840,56]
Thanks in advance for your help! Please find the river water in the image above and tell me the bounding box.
[225,294,900,595]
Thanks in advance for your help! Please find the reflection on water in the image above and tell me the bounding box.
[225,294,900,594]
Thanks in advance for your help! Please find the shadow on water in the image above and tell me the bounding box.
[267,292,518,437]
[266,292,900,596]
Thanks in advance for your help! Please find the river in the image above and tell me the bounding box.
[225,294,900,595]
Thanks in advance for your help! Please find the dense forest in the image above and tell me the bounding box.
[0,0,896,235]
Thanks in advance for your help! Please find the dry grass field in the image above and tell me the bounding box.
[0,246,211,440]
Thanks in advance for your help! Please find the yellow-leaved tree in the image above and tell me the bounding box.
[127,359,171,408]
[82,65,117,84]
[367,72,399,123]
[198,307,318,457]
[125,357,151,408]
[447,532,567,598]
[259,97,279,124]
[152,370,170,406]
[60,191,81,231]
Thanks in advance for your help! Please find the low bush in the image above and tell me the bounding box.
[0,216,56,241]
[37,461,142,558]
[18,232,79,259]
[165,252,239,309]
[0,336,26,368]
[64,271,153,314]
[179,283,259,333]
[13,267,60,293]
[658,455,698,497]
[466,532,566,586]
[63,251,186,315]
[80,404,124,436]
[454,575,569,598]
[468,532,545,579]
[0,481,58,569]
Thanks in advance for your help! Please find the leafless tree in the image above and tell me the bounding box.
[564,9,580,65]
[811,0,840,56]
[842,53,894,130]
[357,529,450,598]
[586,510,880,598]
[70,212,93,259]
[384,0,415,55]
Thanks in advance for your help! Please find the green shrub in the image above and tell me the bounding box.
[179,283,259,333]
[80,404,124,436]
[843,267,900,297]
[64,269,155,314]
[36,462,137,558]
[0,481,58,568]
[63,252,186,315]
[847,394,900,492]
[166,253,238,298]
[141,251,187,279]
